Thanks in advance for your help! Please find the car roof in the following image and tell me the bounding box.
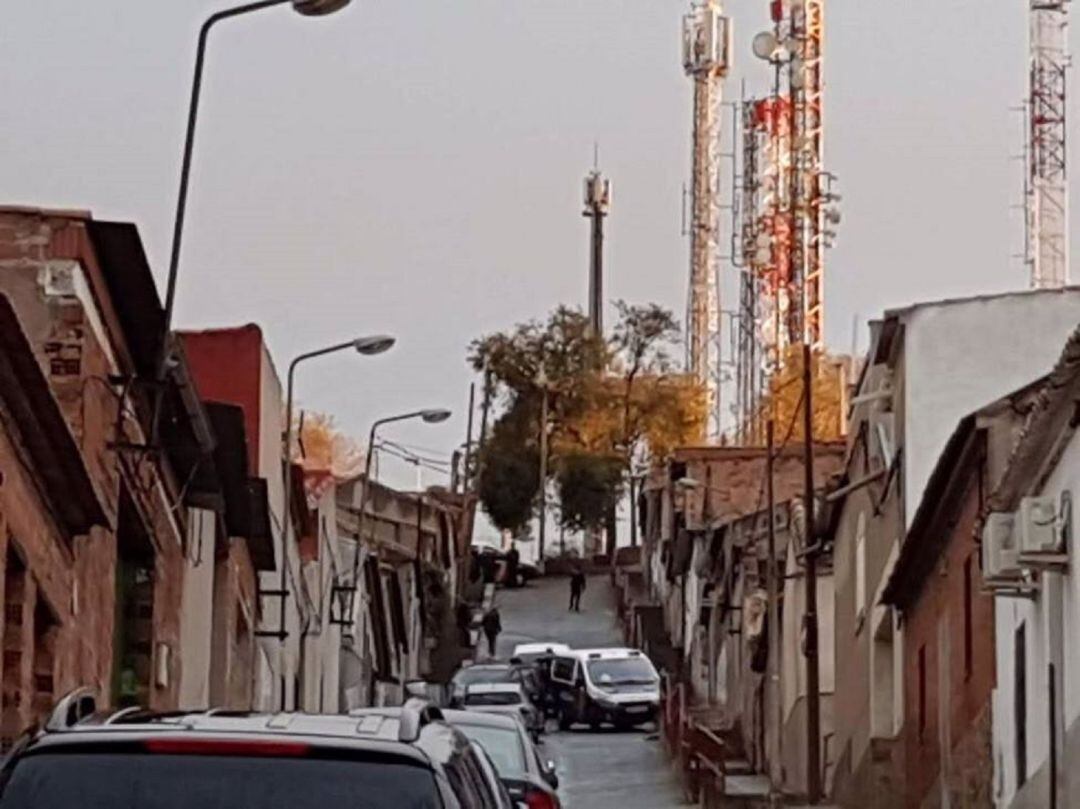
[512,642,571,655]
[466,682,522,694]
[564,647,649,661]
[24,710,436,766]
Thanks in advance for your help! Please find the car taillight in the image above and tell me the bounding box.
[143,738,310,757]
[525,788,557,809]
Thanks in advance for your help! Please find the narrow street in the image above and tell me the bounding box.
[495,575,685,809]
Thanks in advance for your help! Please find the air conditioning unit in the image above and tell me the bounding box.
[1018,496,1061,555]
[982,512,1020,580]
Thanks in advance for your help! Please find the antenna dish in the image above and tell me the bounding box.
[752,31,778,61]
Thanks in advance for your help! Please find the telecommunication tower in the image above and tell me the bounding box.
[1027,0,1069,288]
[683,0,731,440]
[583,167,612,335]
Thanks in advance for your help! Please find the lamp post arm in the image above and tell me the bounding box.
[160,0,292,354]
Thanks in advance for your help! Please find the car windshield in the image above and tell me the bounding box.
[0,752,441,809]
[586,658,658,687]
[465,691,522,706]
[453,667,514,687]
[455,724,528,778]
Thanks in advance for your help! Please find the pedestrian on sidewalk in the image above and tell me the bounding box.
[569,567,586,612]
[481,606,502,658]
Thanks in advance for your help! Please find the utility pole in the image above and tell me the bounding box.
[583,160,611,335]
[538,372,549,562]
[765,419,782,793]
[461,382,476,491]
[802,342,821,804]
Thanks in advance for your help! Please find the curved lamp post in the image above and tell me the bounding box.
[278,333,393,709]
[157,0,352,382]
[343,408,452,626]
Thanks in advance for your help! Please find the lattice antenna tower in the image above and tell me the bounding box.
[1028,0,1069,288]
[683,0,731,440]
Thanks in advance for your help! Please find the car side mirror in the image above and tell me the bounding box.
[544,762,559,789]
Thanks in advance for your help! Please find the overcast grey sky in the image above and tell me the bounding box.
[0,1,1065,495]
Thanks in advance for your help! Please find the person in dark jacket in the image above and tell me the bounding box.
[569,568,586,612]
[481,606,502,658]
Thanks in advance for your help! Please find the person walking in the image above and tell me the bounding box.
[506,543,520,588]
[569,567,586,612]
[481,606,502,659]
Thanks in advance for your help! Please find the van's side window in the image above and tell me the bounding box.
[551,658,575,683]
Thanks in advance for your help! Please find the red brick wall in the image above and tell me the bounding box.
[900,469,995,809]
[181,328,265,472]
[0,209,188,713]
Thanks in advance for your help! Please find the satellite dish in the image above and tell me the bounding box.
[756,233,771,249]
[790,68,806,91]
[752,31,778,61]
[755,247,772,264]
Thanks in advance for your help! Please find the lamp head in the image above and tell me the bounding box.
[352,335,395,356]
[420,409,452,424]
[292,0,351,16]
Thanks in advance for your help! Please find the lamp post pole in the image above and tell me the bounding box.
[153,0,352,439]
[346,409,452,614]
[278,335,394,710]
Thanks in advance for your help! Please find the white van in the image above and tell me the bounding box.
[548,648,660,730]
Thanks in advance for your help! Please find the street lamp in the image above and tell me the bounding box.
[158,0,352,380]
[344,408,452,600]
[279,333,392,709]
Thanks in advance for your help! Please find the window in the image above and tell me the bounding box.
[917,644,927,742]
[551,658,575,683]
[455,723,527,777]
[1015,623,1027,787]
[854,513,866,630]
[963,555,974,680]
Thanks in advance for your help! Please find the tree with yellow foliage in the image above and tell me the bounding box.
[750,346,849,444]
[469,303,706,535]
[292,411,364,478]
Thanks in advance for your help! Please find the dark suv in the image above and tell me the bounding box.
[0,689,508,808]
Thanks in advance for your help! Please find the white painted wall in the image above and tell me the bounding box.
[903,289,1080,528]
[992,426,1080,807]
[254,345,303,711]
[178,507,217,709]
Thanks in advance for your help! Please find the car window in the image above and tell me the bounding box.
[464,690,522,706]
[586,657,658,686]
[453,667,514,687]
[0,752,441,809]
[551,657,575,682]
[468,742,514,808]
[455,723,528,777]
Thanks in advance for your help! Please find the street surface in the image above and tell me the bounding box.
[494,575,685,809]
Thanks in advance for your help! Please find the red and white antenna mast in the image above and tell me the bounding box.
[683,0,731,440]
[1028,0,1069,288]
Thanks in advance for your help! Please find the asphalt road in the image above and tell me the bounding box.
[493,575,685,809]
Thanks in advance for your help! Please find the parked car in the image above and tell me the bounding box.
[461,682,546,743]
[549,648,661,731]
[443,709,561,809]
[450,662,545,709]
[0,689,504,808]
[449,662,518,706]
